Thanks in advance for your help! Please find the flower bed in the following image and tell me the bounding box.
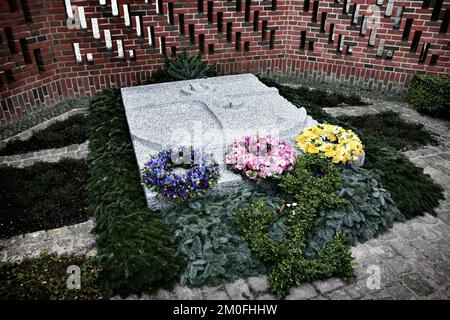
[0,253,102,300]
[0,159,88,239]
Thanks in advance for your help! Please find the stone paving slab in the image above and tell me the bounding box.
[0,141,89,168]
[0,108,88,146]
[0,220,96,263]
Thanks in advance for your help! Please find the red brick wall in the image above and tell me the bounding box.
[1,0,449,125]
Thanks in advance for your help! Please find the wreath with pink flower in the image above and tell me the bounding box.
[224,135,297,180]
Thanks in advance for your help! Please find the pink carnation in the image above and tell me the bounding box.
[224,135,297,180]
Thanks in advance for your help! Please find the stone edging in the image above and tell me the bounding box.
[0,141,89,168]
[0,108,88,145]
[0,219,96,263]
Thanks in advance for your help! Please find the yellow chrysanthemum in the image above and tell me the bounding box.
[296,124,364,165]
[306,144,319,154]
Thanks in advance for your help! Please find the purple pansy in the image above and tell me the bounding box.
[142,146,220,202]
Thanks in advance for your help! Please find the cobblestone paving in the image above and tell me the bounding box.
[0,141,89,168]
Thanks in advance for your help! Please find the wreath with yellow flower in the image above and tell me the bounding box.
[295,124,364,165]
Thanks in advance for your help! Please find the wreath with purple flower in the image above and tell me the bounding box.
[142,146,220,202]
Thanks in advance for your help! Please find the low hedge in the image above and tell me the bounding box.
[261,78,444,219]
[87,89,182,297]
[295,86,368,108]
[338,111,437,151]
[0,159,88,239]
[408,74,450,119]
[0,114,88,156]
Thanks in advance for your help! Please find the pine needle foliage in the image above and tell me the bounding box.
[87,90,183,297]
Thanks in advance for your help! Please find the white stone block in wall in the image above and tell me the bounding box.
[136,16,142,36]
[117,39,124,59]
[385,0,394,17]
[353,4,359,24]
[369,28,377,46]
[64,0,73,18]
[123,4,131,27]
[73,43,82,63]
[112,0,119,16]
[78,6,87,29]
[92,18,100,39]
[105,29,113,50]
[377,39,385,57]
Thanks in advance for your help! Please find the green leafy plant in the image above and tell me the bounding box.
[87,89,182,297]
[260,77,444,219]
[235,155,355,299]
[0,114,88,156]
[161,187,280,287]
[339,111,438,151]
[306,166,404,255]
[0,159,88,239]
[157,51,217,82]
[408,74,450,119]
[0,252,103,300]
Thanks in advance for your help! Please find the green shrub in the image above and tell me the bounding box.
[87,89,182,297]
[276,154,343,211]
[260,77,444,219]
[235,155,355,299]
[0,114,88,156]
[161,187,279,287]
[306,166,404,255]
[0,159,88,239]
[338,111,437,151]
[0,252,103,300]
[408,74,450,118]
[150,51,217,83]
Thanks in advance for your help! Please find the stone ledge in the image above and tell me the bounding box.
[0,108,89,145]
[0,219,95,263]
[0,141,89,168]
